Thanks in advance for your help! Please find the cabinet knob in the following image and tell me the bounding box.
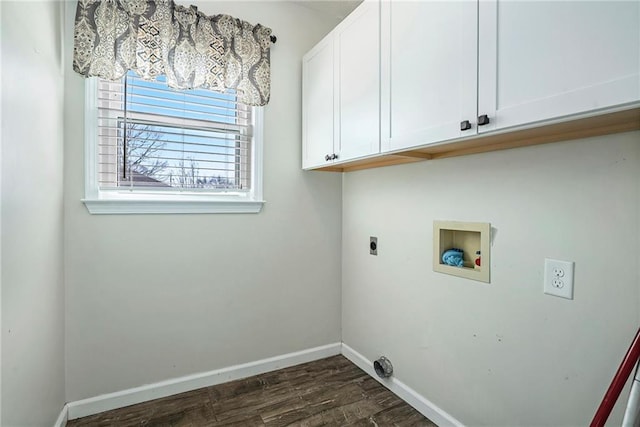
[332,153,339,160]
[325,154,331,161]
[478,114,490,126]
[460,120,471,131]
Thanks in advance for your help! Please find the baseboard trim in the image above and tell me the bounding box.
[53,404,68,427]
[67,342,341,420]
[341,343,464,427]
[65,342,461,425]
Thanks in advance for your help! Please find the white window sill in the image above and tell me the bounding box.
[82,198,265,214]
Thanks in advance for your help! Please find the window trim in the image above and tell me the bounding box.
[82,77,264,214]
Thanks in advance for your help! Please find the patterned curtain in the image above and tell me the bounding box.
[73,0,272,106]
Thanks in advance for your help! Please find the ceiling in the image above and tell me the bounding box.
[290,0,363,20]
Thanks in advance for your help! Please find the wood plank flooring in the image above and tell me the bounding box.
[67,355,436,427]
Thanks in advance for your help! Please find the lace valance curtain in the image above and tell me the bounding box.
[73,0,272,106]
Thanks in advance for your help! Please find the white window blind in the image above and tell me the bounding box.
[96,71,252,192]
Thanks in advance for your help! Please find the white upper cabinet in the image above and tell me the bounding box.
[381,1,478,152]
[336,1,380,162]
[302,36,335,169]
[302,0,380,169]
[302,0,640,170]
[478,0,640,133]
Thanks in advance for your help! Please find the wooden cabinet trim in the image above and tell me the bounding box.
[308,107,640,173]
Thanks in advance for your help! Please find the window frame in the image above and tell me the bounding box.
[82,77,264,214]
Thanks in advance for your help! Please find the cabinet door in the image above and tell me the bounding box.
[302,36,335,169]
[381,1,478,152]
[335,0,380,161]
[478,1,640,133]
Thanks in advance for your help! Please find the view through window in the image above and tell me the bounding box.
[97,71,253,193]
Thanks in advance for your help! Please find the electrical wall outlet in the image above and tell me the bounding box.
[370,237,378,256]
[544,258,574,299]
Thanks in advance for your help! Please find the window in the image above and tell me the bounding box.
[83,71,264,214]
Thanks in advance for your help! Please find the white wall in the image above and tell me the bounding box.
[63,1,342,401]
[1,1,66,425]
[1,4,4,422]
[342,131,640,426]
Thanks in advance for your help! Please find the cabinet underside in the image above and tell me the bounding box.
[310,107,640,173]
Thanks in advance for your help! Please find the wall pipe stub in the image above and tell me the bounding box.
[374,356,393,378]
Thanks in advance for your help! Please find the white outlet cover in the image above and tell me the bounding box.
[544,258,574,299]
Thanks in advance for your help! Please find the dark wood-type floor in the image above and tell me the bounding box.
[67,355,436,427]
